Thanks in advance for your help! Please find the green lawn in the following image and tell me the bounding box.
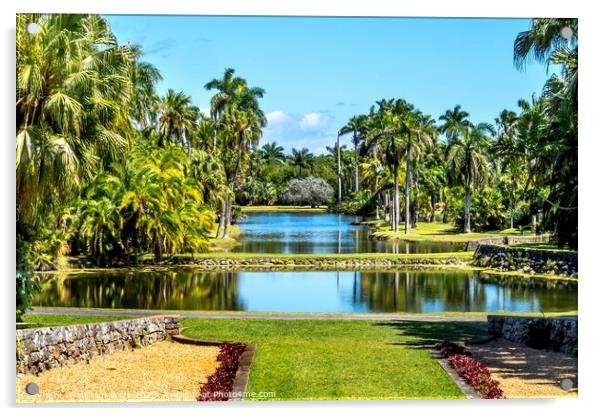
[508,242,575,252]
[240,205,327,213]
[181,318,487,400]
[370,221,535,243]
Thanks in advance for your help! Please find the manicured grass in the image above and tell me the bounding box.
[28,308,579,319]
[240,205,327,213]
[181,318,488,400]
[509,242,575,252]
[19,313,131,328]
[182,250,474,260]
[371,221,534,243]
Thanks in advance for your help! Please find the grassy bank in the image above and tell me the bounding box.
[370,221,534,244]
[207,224,241,252]
[240,205,327,213]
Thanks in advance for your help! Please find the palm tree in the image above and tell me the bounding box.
[205,68,266,238]
[290,148,314,177]
[260,141,285,164]
[446,123,495,232]
[365,100,415,232]
[438,105,472,141]
[339,115,368,193]
[16,14,135,233]
[327,140,346,203]
[513,18,577,70]
[157,89,199,157]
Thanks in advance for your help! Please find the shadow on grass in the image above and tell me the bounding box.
[375,320,489,349]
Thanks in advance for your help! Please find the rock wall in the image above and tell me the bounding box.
[487,315,577,355]
[473,244,577,276]
[466,234,550,251]
[172,256,469,270]
[16,315,180,375]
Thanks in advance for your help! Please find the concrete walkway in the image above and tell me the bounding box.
[30,308,487,322]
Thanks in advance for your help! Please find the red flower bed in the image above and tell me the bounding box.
[435,342,504,399]
[197,342,247,401]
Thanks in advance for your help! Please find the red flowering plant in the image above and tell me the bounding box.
[197,342,247,401]
[435,341,504,399]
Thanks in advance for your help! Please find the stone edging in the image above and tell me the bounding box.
[425,344,481,399]
[171,335,256,401]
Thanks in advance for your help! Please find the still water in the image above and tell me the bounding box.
[35,269,577,313]
[232,212,464,254]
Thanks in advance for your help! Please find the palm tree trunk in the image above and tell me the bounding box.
[384,192,390,222]
[404,143,411,235]
[464,185,471,233]
[430,193,436,222]
[354,131,359,193]
[216,200,226,238]
[222,194,232,238]
[393,171,400,232]
[337,134,342,204]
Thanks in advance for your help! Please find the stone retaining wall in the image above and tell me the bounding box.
[16,315,180,375]
[473,244,577,276]
[487,315,577,355]
[174,256,469,270]
[466,234,550,251]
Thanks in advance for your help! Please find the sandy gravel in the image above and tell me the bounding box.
[468,338,577,398]
[16,341,220,403]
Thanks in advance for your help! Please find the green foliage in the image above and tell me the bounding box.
[16,238,39,322]
[73,142,215,265]
[338,190,375,215]
[450,188,506,231]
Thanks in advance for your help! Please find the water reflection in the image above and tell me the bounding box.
[35,269,577,313]
[232,212,464,254]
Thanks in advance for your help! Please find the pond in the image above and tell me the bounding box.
[35,269,577,313]
[232,212,464,254]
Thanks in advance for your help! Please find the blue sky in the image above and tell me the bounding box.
[106,15,552,154]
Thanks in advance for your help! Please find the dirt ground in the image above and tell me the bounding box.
[468,338,578,398]
[16,340,221,403]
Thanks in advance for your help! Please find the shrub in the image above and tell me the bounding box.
[197,342,247,401]
[450,188,506,231]
[280,176,334,207]
[435,341,504,399]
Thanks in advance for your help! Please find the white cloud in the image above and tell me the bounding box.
[300,112,330,131]
[266,110,290,125]
[198,107,211,117]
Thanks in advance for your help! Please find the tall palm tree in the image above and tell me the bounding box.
[446,123,495,232]
[205,68,266,238]
[365,100,415,232]
[339,115,368,193]
[438,105,472,141]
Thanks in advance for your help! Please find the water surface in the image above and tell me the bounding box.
[233,212,463,254]
[35,269,577,313]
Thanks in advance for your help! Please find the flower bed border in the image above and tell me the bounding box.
[171,335,256,401]
[433,341,504,399]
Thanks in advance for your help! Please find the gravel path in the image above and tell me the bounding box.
[29,307,487,322]
[469,339,578,398]
[17,341,220,403]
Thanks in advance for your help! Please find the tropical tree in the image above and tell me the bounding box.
[260,141,286,164]
[438,105,472,140]
[290,147,315,177]
[339,115,369,193]
[205,68,266,238]
[445,123,495,232]
[157,89,199,157]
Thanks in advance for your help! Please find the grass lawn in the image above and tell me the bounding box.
[181,318,488,400]
[240,205,327,213]
[177,250,474,261]
[370,221,535,244]
[508,242,575,252]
